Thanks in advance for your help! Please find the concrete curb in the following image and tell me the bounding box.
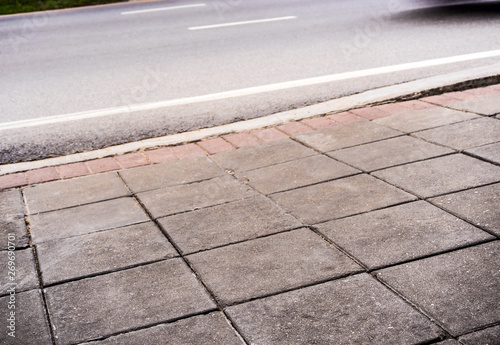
[1,62,499,176]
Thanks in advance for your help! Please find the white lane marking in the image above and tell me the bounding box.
[188,16,297,30]
[121,3,206,15]
[2,49,500,131]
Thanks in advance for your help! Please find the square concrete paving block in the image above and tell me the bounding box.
[84,312,244,345]
[459,325,500,345]
[119,156,224,193]
[373,154,500,199]
[271,174,415,224]
[23,172,130,214]
[187,228,362,306]
[447,94,500,116]
[0,289,52,345]
[210,138,316,172]
[294,121,401,152]
[467,142,500,165]
[375,241,500,336]
[226,273,443,345]
[158,195,302,254]
[374,107,478,133]
[430,183,500,236]
[46,259,216,345]
[414,118,500,151]
[28,197,150,243]
[0,248,38,296]
[239,155,359,194]
[328,136,453,172]
[0,189,29,249]
[37,222,177,285]
[316,201,493,270]
[137,176,257,219]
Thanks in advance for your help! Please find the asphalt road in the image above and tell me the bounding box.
[1,0,500,163]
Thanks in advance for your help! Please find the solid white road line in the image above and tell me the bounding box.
[121,3,206,15]
[2,49,500,131]
[188,16,297,30]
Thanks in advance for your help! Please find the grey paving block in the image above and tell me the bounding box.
[328,136,453,171]
[467,142,500,164]
[0,248,38,296]
[375,241,500,336]
[374,107,478,133]
[210,138,316,172]
[436,341,460,345]
[188,228,362,305]
[373,154,500,198]
[238,155,359,194]
[316,201,493,270]
[38,222,177,285]
[46,259,216,345]
[448,94,500,116]
[271,174,415,224]
[0,289,52,345]
[226,273,443,345]
[459,325,500,345]
[414,118,500,150]
[84,312,245,345]
[137,176,257,219]
[430,183,500,236]
[28,197,150,243]
[0,189,29,249]
[294,121,401,152]
[120,156,224,193]
[158,195,301,254]
[23,172,130,214]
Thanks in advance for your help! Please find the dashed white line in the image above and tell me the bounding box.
[121,3,206,15]
[188,16,297,30]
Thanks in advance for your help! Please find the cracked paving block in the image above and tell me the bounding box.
[226,273,443,345]
[466,142,500,165]
[137,176,257,219]
[374,107,478,133]
[459,325,500,345]
[37,222,177,285]
[271,174,415,224]
[187,228,362,305]
[84,312,245,345]
[328,136,452,171]
[375,241,500,336]
[238,155,359,194]
[430,183,500,237]
[158,195,301,254]
[210,138,316,172]
[119,156,224,193]
[23,172,130,214]
[46,259,216,345]
[0,189,29,249]
[316,201,493,270]
[373,154,500,198]
[0,289,52,345]
[414,118,500,150]
[294,121,401,152]
[28,197,150,243]
[0,248,38,296]
[447,94,500,116]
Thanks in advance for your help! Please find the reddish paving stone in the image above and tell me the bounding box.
[170,143,208,159]
[276,122,314,135]
[326,112,365,124]
[86,157,121,173]
[144,147,178,164]
[115,152,150,169]
[420,94,458,106]
[350,107,390,120]
[197,138,234,154]
[464,87,499,97]
[398,100,434,111]
[0,173,28,190]
[26,167,60,184]
[301,117,338,129]
[445,91,477,101]
[487,84,500,91]
[251,128,288,142]
[373,103,410,115]
[57,163,91,179]
[223,133,262,148]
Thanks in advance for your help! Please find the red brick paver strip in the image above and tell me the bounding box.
[276,122,314,135]
[327,112,365,124]
[86,157,121,173]
[464,87,499,97]
[143,147,178,164]
[170,143,208,159]
[350,107,391,120]
[445,91,477,101]
[420,94,458,106]
[301,117,338,129]
[223,133,262,148]
[251,128,288,142]
[26,167,60,184]
[56,163,91,179]
[0,173,28,190]
[115,152,150,169]
[197,138,235,154]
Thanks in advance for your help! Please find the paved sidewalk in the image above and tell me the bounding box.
[1,85,499,345]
